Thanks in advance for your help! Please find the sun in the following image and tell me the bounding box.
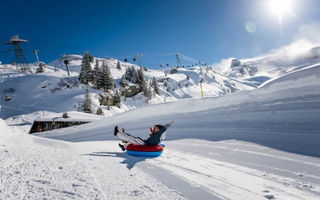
[267,0,294,23]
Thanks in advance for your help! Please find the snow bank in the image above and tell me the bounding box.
[0,118,9,134]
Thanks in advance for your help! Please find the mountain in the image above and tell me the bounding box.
[1,44,320,199]
[1,44,320,132]
[216,42,320,87]
[32,60,320,199]
[0,54,253,126]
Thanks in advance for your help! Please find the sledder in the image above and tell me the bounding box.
[114,121,174,151]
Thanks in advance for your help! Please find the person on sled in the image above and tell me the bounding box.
[114,121,174,151]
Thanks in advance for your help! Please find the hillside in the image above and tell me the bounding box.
[2,44,320,126]
[0,53,254,131]
[216,42,320,87]
[27,61,320,199]
[1,45,320,199]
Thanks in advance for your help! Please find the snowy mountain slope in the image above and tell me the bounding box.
[40,63,320,155]
[0,124,185,200]
[1,43,319,130]
[3,133,319,199]
[0,54,256,125]
[1,56,320,199]
[216,42,320,87]
[30,63,320,199]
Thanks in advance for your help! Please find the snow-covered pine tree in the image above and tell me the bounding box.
[82,86,92,114]
[131,67,141,84]
[138,67,146,84]
[141,79,149,97]
[79,51,94,84]
[120,74,127,87]
[116,61,121,70]
[144,81,153,100]
[152,77,160,95]
[113,90,121,107]
[101,61,115,92]
[124,67,133,82]
[93,59,102,89]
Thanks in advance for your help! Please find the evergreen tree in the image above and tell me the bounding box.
[131,67,141,84]
[141,77,149,97]
[152,77,160,95]
[113,90,121,107]
[79,51,94,84]
[101,61,114,91]
[138,67,146,84]
[116,61,122,70]
[120,74,127,87]
[93,59,102,89]
[82,86,92,114]
[124,67,133,82]
[144,81,153,100]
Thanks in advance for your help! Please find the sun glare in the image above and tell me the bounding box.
[267,0,294,23]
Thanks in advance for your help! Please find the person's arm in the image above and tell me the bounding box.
[164,121,174,129]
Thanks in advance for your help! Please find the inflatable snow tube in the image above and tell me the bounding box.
[126,144,164,157]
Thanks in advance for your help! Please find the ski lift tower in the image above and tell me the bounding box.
[4,35,31,72]
[175,53,182,68]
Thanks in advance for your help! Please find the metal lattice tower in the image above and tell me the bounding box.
[4,35,31,72]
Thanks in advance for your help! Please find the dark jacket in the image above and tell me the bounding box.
[144,124,171,145]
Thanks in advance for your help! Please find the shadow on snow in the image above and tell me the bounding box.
[82,151,152,170]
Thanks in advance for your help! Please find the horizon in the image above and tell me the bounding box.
[1,0,320,68]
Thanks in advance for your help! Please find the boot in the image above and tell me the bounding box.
[114,126,119,136]
[118,143,125,151]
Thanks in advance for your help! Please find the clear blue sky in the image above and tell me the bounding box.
[0,0,319,68]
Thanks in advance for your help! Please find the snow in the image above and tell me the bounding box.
[35,111,103,122]
[13,61,316,199]
[1,44,320,199]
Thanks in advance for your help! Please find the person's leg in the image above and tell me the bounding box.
[116,128,144,145]
[118,132,144,145]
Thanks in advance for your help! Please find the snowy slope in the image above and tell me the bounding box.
[26,61,320,199]
[1,65,319,199]
[216,42,320,87]
[0,54,256,130]
[0,124,185,200]
[3,43,319,124]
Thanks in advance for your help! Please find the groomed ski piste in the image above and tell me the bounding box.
[1,60,320,199]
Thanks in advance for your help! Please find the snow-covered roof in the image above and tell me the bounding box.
[34,111,103,122]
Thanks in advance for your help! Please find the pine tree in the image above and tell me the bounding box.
[79,51,94,84]
[113,90,121,107]
[141,78,149,97]
[93,59,101,89]
[124,67,133,82]
[144,81,153,100]
[82,86,92,114]
[131,67,141,84]
[101,61,114,92]
[116,61,121,70]
[152,77,160,95]
[120,74,127,87]
[138,67,145,84]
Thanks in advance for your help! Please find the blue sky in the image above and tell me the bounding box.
[0,0,320,68]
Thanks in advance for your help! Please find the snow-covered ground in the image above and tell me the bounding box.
[1,61,319,199]
[1,42,320,199]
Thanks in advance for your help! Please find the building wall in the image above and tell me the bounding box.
[29,121,89,134]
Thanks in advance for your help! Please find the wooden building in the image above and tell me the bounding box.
[29,112,103,134]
